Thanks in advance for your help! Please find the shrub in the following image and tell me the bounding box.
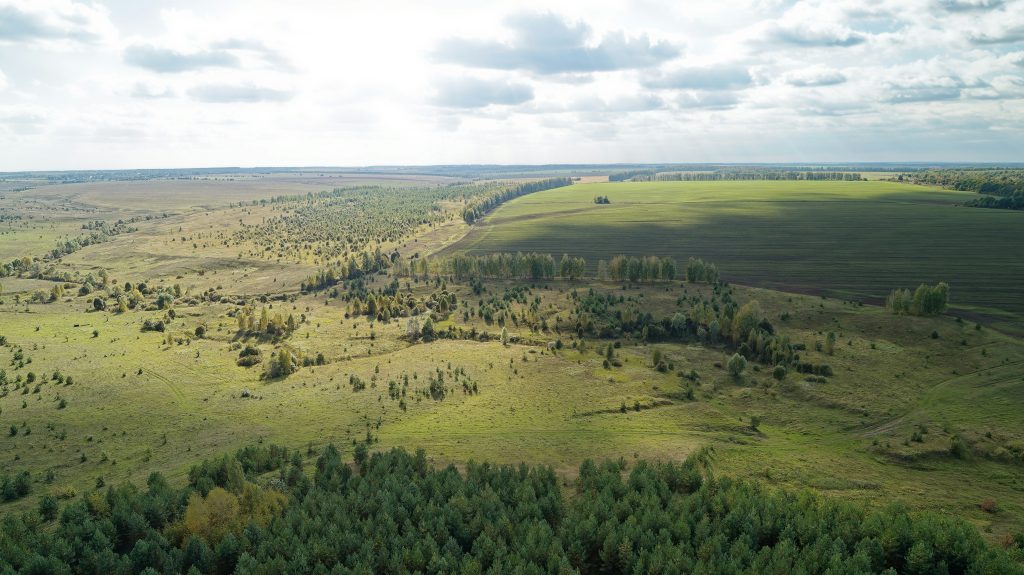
[950,434,969,459]
[39,494,59,521]
[727,353,747,377]
[772,365,787,381]
[750,415,762,431]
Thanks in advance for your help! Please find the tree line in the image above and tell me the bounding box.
[418,253,712,284]
[1,443,1020,574]
[610,169,863,182]
[656,170,864,182]
[461,178,572,224]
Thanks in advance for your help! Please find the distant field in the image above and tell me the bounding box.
[10,173,457,215]
[447,180,1024,328]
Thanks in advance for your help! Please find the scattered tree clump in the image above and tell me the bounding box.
[886,282,949,316]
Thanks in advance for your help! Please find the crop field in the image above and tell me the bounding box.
[448,180,1024,330]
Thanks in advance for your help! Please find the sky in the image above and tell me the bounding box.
[0,0,1023,170]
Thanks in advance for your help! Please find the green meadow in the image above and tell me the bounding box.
[1,174,1023,548]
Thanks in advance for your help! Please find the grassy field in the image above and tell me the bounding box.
[447,180,1024,331]
[2,275,1022,537]
[1,173,1023,545]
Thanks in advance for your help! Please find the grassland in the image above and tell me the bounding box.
[448,180,1024,331]
[1,173,1023,547]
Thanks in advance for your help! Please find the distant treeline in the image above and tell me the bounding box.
[461,178,572,224]
[610,169,863,182]
[407,253,719,284]
[3,444,1020,574]
[897,169,1024,210]
[609,169,657,182]
[656,171,863,182]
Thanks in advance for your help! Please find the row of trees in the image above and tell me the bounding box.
[461,178,572,224]
[657,170,864,182]
[440,252,561,280]
[1,444,1019,574]
[610,169,863,182]
[417,253,722,285]
[885,282,949,316]
[602,255,676,282]
[684,257,720,283]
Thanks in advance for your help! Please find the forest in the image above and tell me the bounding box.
[895,169,1024,210]
[2,443,1021,575]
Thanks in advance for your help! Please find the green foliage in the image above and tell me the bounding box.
[265,349,299,379]
[462,178,571,224]
[606,254,679,282]
[439,252,560,280]
[0,445,1019,574]
[685,256,720,283]
[1,470,31,501]
[825,331,837,355]
[772,364,788,380]
[950,434,969,460]
[727,353,748,377]
[38,494,59,521]
[902,168,1024,210]
[886,282,949,316]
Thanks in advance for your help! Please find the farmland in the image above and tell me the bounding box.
[1,171,1023,571]
[448,180,1024,331]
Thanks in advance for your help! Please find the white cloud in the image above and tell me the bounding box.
[0,0,116,47]
[187,83,293,103]
[434,12,679,74]
[432,77,534,108]
[1,1,1023,169]
[124,45,240,73]
[785,67,847,87]
[676,91,741,110]
[129,82,174,99]
[643,65,753,90]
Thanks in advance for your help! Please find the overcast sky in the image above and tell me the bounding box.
[1,0,1023,170]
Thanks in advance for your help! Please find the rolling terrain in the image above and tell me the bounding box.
[1,173,1023,557]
